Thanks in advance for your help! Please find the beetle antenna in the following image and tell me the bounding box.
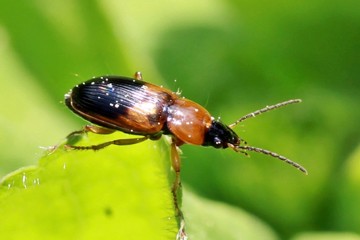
[229,99,302,128]
[228,143,308,174]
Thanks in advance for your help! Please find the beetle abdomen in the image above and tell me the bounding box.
[65,76,175,135]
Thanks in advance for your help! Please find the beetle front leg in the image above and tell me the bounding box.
[170,140,187,240]
[170,140,181,210]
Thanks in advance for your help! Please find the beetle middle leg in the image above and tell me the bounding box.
[66,125,116,139]
[65,124,142,150]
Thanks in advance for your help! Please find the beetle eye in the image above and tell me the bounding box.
[213,137,223,148]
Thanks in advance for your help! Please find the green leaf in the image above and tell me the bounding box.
[0,130,282,240]
[183,190,279,240]
[0,131,178,239]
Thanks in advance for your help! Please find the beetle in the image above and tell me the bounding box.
[64,72,307,238]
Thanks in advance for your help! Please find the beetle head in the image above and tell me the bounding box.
[203,120,240,149]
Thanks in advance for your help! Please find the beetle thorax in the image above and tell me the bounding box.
[166,98,212,145]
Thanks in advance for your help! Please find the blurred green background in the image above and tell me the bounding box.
[0,0,359,239]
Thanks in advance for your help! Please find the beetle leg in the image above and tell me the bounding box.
[171,140,181,207]
[170,139,187,239]
[65,136,148,151]
[83,125,117,134]
[66,125,116,139]
[134,71,143,80]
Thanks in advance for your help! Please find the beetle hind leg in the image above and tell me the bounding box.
[65,136,148,151]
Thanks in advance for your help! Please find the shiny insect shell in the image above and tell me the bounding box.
[64,72,307,174]
[65,74,221,147]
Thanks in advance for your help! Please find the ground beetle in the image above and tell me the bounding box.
[64,72,307,239]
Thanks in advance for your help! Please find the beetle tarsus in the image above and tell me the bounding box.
[176,218,188,240]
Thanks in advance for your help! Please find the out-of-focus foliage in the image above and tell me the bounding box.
[0,0,359,239]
